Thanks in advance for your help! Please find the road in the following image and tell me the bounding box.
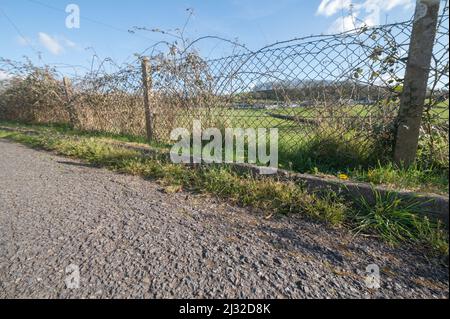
[0,140,448,298]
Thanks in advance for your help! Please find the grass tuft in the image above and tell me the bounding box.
[351,190,449,256]
[351,162,449,194]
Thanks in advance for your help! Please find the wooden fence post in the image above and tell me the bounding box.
[141,57,153,142]
[63,76,77,128]
[393,0,441,167]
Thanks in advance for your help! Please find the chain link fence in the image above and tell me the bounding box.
[150,20,413,159]
[0,1,448,169]
[71,65,146,137]
[149,3,447,165]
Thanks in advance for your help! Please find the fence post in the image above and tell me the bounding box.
[393,0,441,167]
[141,57,153,142]
[63,76,77,128]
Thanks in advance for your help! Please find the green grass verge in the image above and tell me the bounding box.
[1,120,448,195]
[0,126,448,257]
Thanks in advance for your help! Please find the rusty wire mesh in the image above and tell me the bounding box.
[0,1,448,168]
[0,60,68,124]
[146,2,448,166]
[151,22,412,155]
[71,64,146,137]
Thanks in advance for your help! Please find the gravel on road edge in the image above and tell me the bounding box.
[0,139,448,298]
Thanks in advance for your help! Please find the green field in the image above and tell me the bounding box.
[166,101,449,132]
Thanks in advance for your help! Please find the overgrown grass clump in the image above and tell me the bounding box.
[0,127,448,257]
[351,192,448,255]
[279,132,378,172]
[278,130,449,195]
[351,162,449,194]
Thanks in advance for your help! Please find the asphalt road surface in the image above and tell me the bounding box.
[0,140,448,298]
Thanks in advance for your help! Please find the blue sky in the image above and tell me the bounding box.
[0,0,416,75]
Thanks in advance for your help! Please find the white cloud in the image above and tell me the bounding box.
[317,0,414,33]
[327,14,358,33]
[0,70,13,81]
[383,0,413,11]
[317,0,352,17]
[38,32,64,55]
[14,33,76,56]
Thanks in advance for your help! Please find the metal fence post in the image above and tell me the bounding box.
[393,0,441,167]
[63,76,77,128]
[141,57,153,142]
